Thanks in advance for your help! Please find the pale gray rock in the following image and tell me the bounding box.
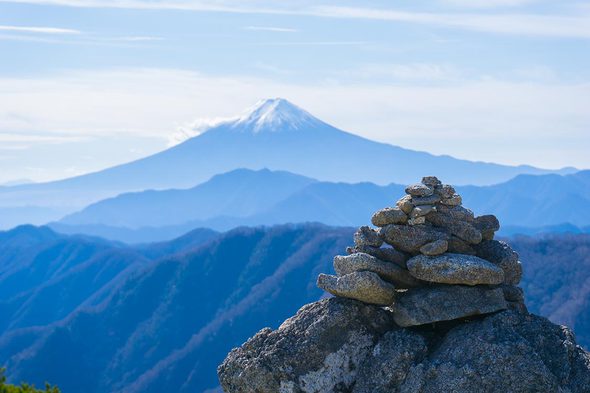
[371,207,408,227]
[440,194,462,206]
[419,239,448,256]
[396,195,414,214]
[333,253,420,288]
[426,210,482,244]
[317,272,396,306]
[475,240,522,285]
[435,184,455,199]
[354,225,383,247]
[220,301,590,393]
[217,298,395,393]
[410,205,436,218]
[347,245,409,269]
[381,224,448,254]
[407,253,505,285]
[421,176,442,187]
[474,214,501,240]
[408,216,426,226]
[391,285,507,327]
[411,194,441,206]
[405,183,434,197]
[436,204,475,222]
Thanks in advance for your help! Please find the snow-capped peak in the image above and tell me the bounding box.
[233,98,322,132]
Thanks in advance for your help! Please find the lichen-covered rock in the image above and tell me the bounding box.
[475,240,522,285]
[353,225,383,247]
[380,224,448,254]
[371,207,408,226]
[406,183,434,197]
[419,239,448,256]
[217,298,395,393]
[434,184,455,199]
[219,301,590,393]
[407,253,505,286]
[333,253,420,288]
[347,245,409,269]
[421,176,442,187]
[317,272,395,306]
[391,285,507,327]
[407,216,426,226]
[440,194,462,206]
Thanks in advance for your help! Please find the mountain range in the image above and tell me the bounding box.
[0,98,576,229]
[0,224,589,392]
[54,168,590,243]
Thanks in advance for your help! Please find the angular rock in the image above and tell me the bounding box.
[421,176,442,187]
[426,210,482,244]
[371,207,407,227]
[419,239,448,256]
[380,224,448,254]
[447,236,476,255]
[317,272,395,306]
[474,214,500,240]
[440,194,462,206]
[354,225,383,248]
[435,184,455,199]
[405,183,434,197]
[218,298,395,393]
[347,245,409,269]
[407,253,505,285]
[396,195,414,214]
[501,284,525,303]
[436,204,475,222]
[411,194,441,206]
[475,240,522,285]
[391,285,507,327]
[408,216,426,226]
[410,205,436,218]
[333,253,420,288]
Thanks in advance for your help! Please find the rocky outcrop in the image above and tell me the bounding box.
[218,176,590,392]
[218,298,590,393]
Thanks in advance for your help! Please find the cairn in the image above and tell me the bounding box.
[317,176,525,327]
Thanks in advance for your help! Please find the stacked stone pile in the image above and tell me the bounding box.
[317,176,525,327]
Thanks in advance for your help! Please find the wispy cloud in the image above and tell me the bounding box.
[245,26,298,33]
[1,1,589,39]
[0,25,81,34]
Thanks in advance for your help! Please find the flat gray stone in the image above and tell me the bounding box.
[419,239,448,256]
[475,240,522,285]
[317,272,396,306]
[396,195,414,214]
[440,194,462,206]
[347,245,409,269]
[436,205,475,222]
[354,226,383,247]
[334,253,420,288]
[408,217,426,226]
[435,184,455,199]
[372,207,408,227]
[421,176,442,187]
[407,253,505,285]
[380,224,448,254]
[447,236,476,255]
[426,210,482,244]
[391,285,507,327]
[411,194,441,206]
[405,184,434,197]
[410,205,436,218]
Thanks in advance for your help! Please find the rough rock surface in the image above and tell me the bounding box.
[406,253,505,285]
[353,226,383,247]
[334,253,420,288]
[347,245,408,269]
[419,239,448,256]
[391,285,507,327]
[475,240,522,285]
[219,298,590,393]
[371,207,408,227]
[380,224,448,254]
[317,272,395,305]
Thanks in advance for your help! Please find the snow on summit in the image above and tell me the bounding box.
[232,98,323,133]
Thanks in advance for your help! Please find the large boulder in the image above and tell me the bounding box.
[317,271,396,305]
[219,299,590,393]
[333,253,420,288]
[380,224,449,254]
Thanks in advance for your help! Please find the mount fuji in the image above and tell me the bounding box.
[0,98,575,228]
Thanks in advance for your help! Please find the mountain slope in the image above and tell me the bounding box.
[0,98,574,229]
[55,169,590,242]
[1,225,590,392]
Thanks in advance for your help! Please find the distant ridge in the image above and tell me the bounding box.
[0,98,577,228]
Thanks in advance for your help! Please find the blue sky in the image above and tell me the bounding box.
[0,0,589,183]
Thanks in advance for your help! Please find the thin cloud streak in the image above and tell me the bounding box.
[244,26,298,33]
[0,25,81,34]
